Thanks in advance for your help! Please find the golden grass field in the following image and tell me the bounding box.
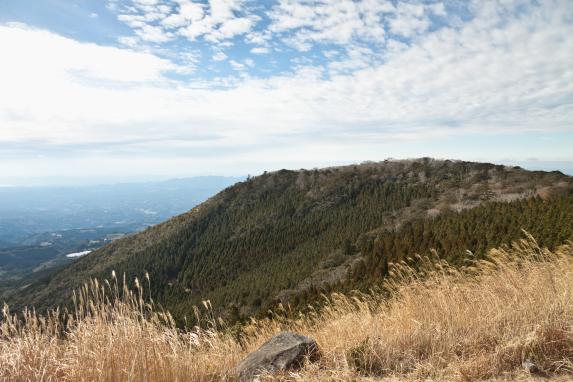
[2,234,572,381]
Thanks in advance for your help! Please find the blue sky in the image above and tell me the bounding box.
[0,0,572,184]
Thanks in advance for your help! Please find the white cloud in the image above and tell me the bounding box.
[268,0,391,50]
[0,24,177,144]
[209,0,242,22]
[328,45,376,74]
[118,14,147,28]
[0,24,173,84]
[388,2,431,38]
[212,51,227,61]
[245,30,271,45]
[1,0,572,178]
[117,0,257,46]
[112,0,446,62]
[229,59,245,70]
[118,36,139,47]
[267,0,452,51]
[215,16,253,39]
[135,24,174,42]
[250,46,269,54]
[135,0,159,6]
[431,3,447,17]
[162,0,204,27]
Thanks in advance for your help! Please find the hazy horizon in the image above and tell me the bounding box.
[0,158,571,187]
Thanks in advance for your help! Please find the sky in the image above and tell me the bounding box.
[0,0,572,185]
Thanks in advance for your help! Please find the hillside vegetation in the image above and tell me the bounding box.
[6,159,573,323]
[1,236,572,381]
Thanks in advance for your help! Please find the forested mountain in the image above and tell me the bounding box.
[6,159,573,323]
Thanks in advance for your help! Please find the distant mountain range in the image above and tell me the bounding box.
[0,176,242,297]
[5,159,573,324]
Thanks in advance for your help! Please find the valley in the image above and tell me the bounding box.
[0,176,242,299]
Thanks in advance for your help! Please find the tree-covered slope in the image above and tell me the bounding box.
[343,194,573,289]
[7,159,573,322]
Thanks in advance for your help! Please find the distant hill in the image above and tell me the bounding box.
[7,159,573,323]
[0,176,242,299]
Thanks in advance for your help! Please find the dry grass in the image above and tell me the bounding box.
[1,234,573,381]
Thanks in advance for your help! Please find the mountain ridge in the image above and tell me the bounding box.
[6,158,573,322]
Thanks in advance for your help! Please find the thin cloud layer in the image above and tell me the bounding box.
[111,0,453,59]
[0,0,572,179]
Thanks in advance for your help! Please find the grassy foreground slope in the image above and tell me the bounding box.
[1,236,572,381]
[6,159,573,321]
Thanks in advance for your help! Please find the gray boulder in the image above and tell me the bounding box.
[235,332,320,381]
[522,358,540,374]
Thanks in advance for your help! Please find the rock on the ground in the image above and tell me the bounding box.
[522,358,540,374]
[235,331,320,381]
